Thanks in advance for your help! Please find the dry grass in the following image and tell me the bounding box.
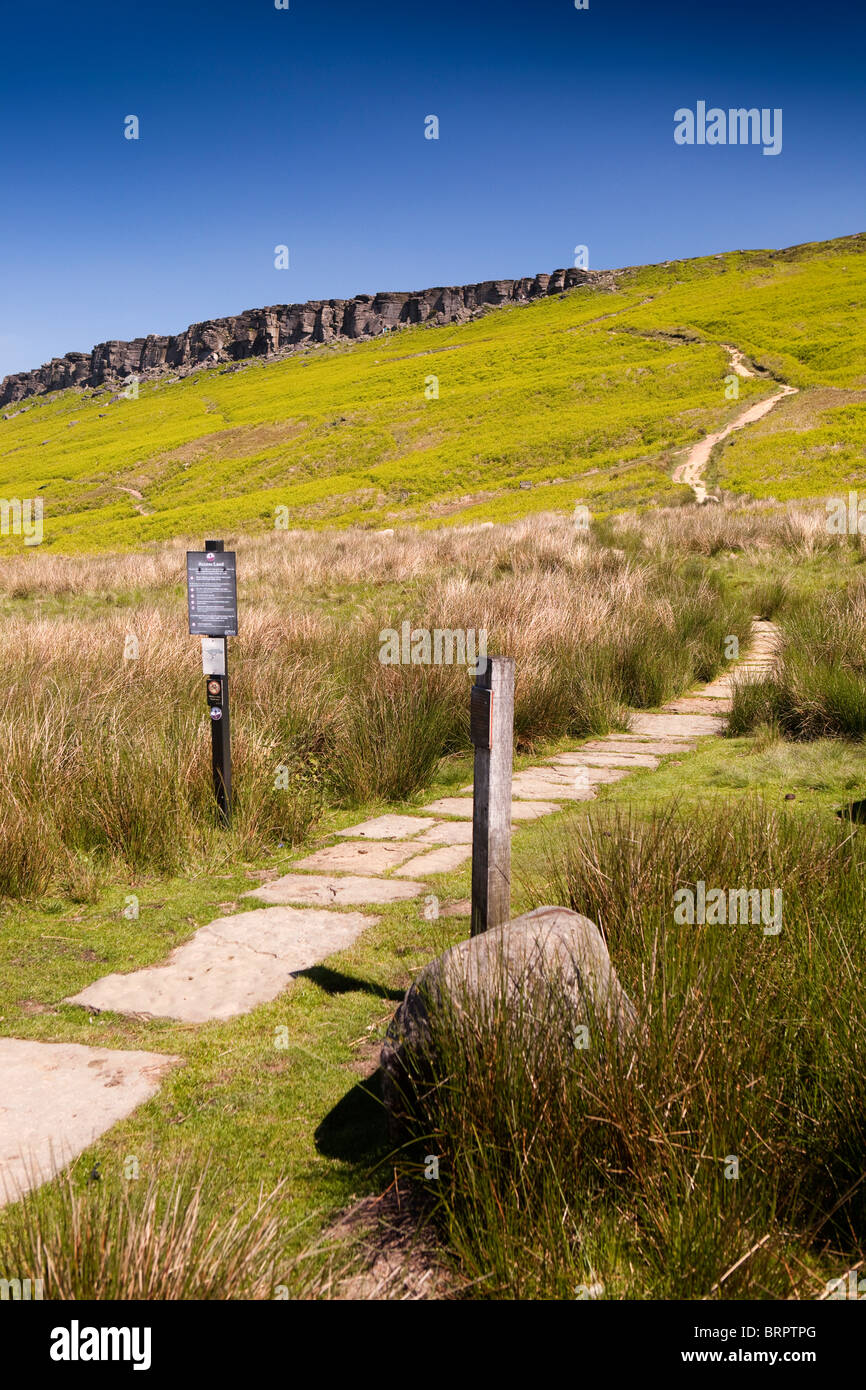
[0,503,847,599]
[399,801,866,1299]
[0,1161,293,1300]
[0,514,753,898]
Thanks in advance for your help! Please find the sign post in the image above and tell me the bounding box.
[186,539,238,827]
[470,655,514,937]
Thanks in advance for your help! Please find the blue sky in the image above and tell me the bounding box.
[1,0,863,379]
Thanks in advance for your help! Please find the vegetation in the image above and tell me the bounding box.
[0,515,753,899]
[730,576,866,739]
[1,225,865,1297]
[406,800,865,1299]
[0,1163,292,1300]
[1,232,864,551]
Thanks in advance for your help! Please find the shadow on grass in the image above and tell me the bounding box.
[295,964,404,1001]
[314,1067,389,1163]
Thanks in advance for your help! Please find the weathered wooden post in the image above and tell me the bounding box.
[470,655,515,937]
[186,538,238,827]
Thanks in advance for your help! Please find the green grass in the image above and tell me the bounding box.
[3,668,864,1297]
[730,575,866,739]
[392,742,866,1299]
[2,232,864,552]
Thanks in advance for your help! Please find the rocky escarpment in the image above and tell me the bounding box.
[0,268,610,409]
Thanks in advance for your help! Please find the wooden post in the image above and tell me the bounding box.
[470,655,514,937]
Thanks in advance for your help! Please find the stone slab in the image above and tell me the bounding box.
[292,841,426,874]
[335,815,438,840]
[420,796,561,820]
[414,820,475,845]
[393,845,473,878]
[419,797,476,818]
[510,775,595,801]
[663,697,731,714]
[628,712,726,737]
[580,737,696,754]
[464,765,604,792]
[66,906,377,1023]
[244,873,425,906]
[0,1039,179,1204]
[551,750,659,769]
[524,765,628,787]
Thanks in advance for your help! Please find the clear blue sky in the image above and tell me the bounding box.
[1,0,863,379]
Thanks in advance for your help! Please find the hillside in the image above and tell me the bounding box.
[1,232,864,552]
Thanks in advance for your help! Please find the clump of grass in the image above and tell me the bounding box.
[397,800,866,1298]
[329,661,466,804]
[729,577,866,738]
[0,1161,293,1300]
[749,574,795,621]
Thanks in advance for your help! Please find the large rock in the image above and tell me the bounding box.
[381,905,637,1125]
[0,268,609,407]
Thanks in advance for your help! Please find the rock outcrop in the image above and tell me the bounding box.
[0,268,608,410]
[380,905,637,1127]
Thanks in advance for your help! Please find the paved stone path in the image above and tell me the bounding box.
[1,618,778,1202]
[66,618,778,1025]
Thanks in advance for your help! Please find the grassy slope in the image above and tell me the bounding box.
[1,232,864,553]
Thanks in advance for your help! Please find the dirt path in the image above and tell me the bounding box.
[673,347,797,503]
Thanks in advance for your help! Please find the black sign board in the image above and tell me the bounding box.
[470,685,493,749]
[187,551,238,636]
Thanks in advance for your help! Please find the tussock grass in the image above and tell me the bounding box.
[0,1162,292,1300]
[730,576,866,739]
[0,518,752,898]
[399,801,866,1298]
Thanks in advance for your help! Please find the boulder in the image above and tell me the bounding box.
[381,905,637,1125]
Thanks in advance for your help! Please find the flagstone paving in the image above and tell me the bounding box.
[393,845,473,879]
[0,1040,180,1202]
[552,749,660,768]
[1,619,778,1204]
[413,821,474,844]
[292,841,428,874]
[420,796,561,819]
[61,618,780,1031]
[335,815,438,840]
[67,906,377,1024]
[243,873,426,906]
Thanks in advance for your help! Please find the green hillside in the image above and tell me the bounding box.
[2,232,865,553]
